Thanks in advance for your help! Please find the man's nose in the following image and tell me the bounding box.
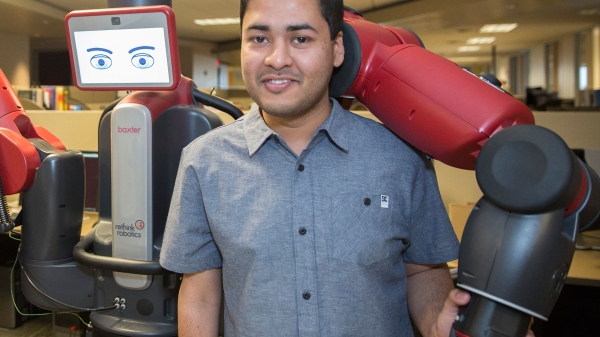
[264,40,293,69]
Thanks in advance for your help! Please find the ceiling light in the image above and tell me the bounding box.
[479,23,517,33]
[458,46,481,52]
[194,18,240,26]
[467,37,496,44]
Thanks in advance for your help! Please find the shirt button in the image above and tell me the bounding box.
[302,292,311,300]
[299,227,307,235]
[298,164,305,171]
[364,198,371,206]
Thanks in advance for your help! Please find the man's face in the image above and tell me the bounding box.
[240,0,344,119]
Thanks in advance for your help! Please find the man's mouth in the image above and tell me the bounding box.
[266,79,292,85]
[261,77,297,93]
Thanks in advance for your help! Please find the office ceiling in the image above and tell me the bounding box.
[1,0,600,64]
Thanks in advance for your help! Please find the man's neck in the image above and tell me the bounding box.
[261,101,332,156]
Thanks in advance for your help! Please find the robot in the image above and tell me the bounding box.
[331,8,600,337]
[0,4,598,337]
[0,68,242,336]
[0,65,244,335]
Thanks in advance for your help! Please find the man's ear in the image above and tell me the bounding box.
[333,31,345,68]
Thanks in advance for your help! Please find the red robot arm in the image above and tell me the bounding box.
[0,69,66,197]
[332,10,534,170]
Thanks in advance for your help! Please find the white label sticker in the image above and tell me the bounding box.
[381,195,389,208]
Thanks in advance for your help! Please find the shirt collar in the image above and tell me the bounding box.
[315,99,349,153]
[243,103,275,157]
[243,99,350,157]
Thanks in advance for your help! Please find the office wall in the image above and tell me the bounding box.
[558,34,576,99]
[193,53,220,89]
[179,45,194,79]
[0,32,30,86]
[496,55,510,90]
[218,64,230,89]
[528,44,546,88]
[594,26,600,90]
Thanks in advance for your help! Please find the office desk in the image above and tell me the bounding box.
[10,211,98,238]
[567,249,600,287]
[448,203,600,287]
[81,212,98,236]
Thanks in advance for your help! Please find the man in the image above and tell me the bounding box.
[160,0,470,335]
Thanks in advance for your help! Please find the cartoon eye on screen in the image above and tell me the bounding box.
[129,46,156,69]
[65,6,180,90]
[88,48,113,69]
[86,46,156,70]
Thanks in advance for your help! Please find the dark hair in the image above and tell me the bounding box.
[240,0,344,40]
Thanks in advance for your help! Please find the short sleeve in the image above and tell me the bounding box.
[159,148,223,273]
[403,156,460,264]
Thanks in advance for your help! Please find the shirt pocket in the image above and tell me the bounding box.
[329,194,394,266]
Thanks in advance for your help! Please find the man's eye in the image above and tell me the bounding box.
[295,37,309,43]
[253,36,267,43]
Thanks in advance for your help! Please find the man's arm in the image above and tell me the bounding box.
[405,263,468,337]
[178,268,223,337]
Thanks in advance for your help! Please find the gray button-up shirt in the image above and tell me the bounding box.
[160,100,459,336]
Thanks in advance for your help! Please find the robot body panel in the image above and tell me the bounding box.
[111,102,154,290]
[18,143,94,312]
[458,198,574,319]
[21,261,95,312]
[151,104,223,241]
[384,26,424,47]
[21,148,85,262]
[90,270,179,337]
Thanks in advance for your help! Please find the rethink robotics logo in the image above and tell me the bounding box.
[115,220,145,238]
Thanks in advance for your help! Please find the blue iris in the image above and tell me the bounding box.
[90,54,112,69]
[131,53,155,69]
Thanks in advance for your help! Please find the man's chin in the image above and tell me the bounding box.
[253,93,297,113]
[259,103,299,118]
